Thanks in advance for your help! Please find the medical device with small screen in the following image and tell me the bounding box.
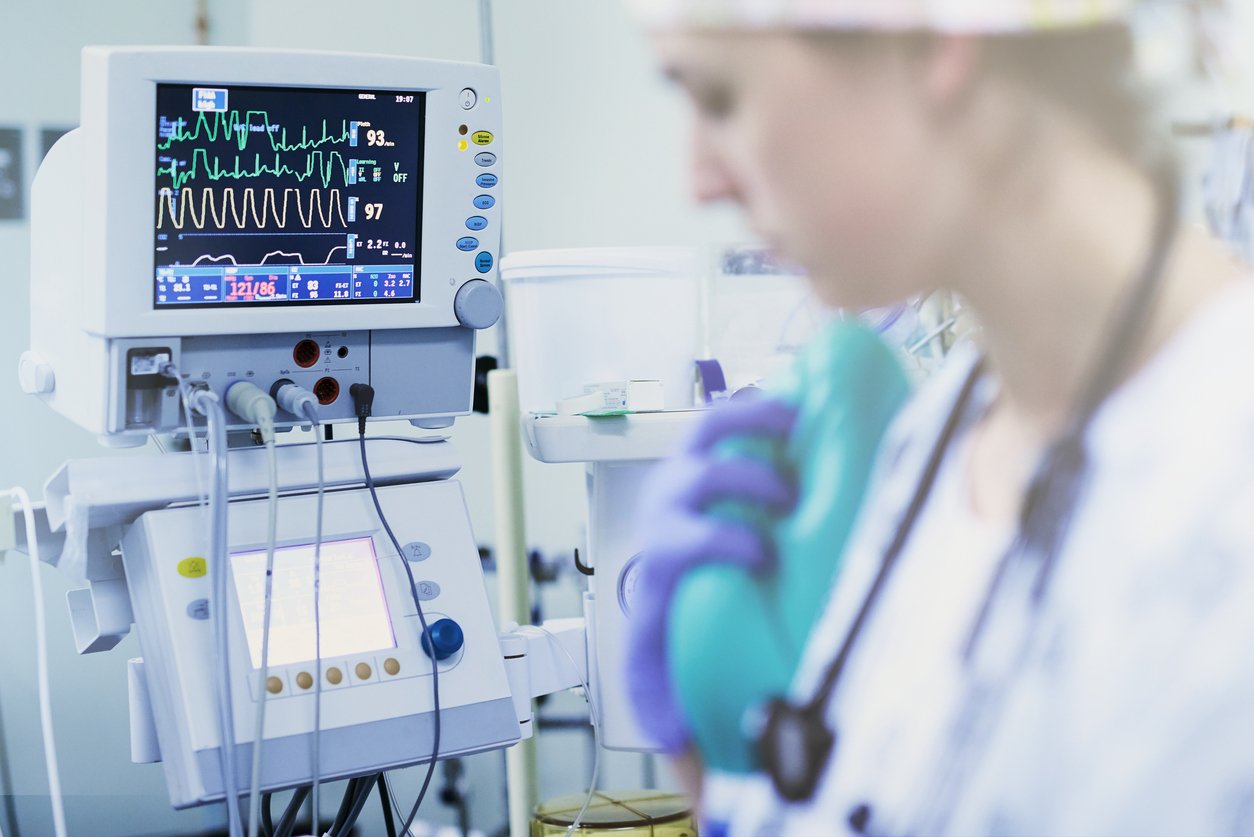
[153,84,424,308]
[121,478,519,809]
[24,46,505,443]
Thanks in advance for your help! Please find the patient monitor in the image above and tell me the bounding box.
[20,46,532,813]
[22,46,504,443]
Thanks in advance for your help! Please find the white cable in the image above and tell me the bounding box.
[303,401,326,836]
[221,381,281,837]
[247,439,280,837]
[6,487,67,837]
[181,381,211,510]
[192,392,245,837]
[534,627,602,837]
[907,315,960,357]
[165,363,210,511]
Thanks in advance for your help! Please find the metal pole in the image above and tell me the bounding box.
[478,0,512,369]
[478,0,497,64]
[488,370,538,837]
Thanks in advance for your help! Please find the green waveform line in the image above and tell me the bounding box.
[157,186,349,231]
[157,149,359,190]
[157,110,350,153]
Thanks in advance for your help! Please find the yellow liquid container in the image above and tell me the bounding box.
[531,790,698,836]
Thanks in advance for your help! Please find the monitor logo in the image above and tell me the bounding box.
[192,88,228,112]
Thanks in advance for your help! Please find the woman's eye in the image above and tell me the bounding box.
[693,86,735,120]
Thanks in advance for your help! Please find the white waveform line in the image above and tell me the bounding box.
[156,186,349,231]
[191,246,349,267]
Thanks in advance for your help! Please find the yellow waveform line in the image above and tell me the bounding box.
[156,186,349,230]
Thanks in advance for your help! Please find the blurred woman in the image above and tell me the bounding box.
[624,2,1254,834]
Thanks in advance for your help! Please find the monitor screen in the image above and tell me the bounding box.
[153,83,425,307]
[230,536,397,669]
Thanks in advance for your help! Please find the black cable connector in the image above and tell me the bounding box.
[349,383,375,435]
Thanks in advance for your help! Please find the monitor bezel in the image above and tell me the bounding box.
[79,47,500,338]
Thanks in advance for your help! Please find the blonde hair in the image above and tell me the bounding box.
[807,25,1169,172]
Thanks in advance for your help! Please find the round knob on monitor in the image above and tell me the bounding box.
[453,279,503,330]
[421,618,465,661]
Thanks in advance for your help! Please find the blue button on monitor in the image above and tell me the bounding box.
[466,216,488,231]
[474,194,495,210]
[457,237,479,252]
[474,152,497,167]
[422,618,465,661]
[475,252,494,273]
[476,173,498,189]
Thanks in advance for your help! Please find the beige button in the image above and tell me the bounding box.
[326,667,343,685]
[355,662,373,680]
[383,658,401,676]
[296,672,313,690]
[266,676,283,695]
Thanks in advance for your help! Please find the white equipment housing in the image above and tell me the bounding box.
[524,412,698,752]
[23,46,505,445]
[123,479,519,808]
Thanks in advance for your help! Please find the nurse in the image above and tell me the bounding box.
[625,1,1254,835]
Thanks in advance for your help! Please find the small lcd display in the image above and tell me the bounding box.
[153,83,425,307]
[230,537,396,669]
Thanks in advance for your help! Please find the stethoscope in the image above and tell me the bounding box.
[753,171,1182,817]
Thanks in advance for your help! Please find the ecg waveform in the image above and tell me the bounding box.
[158,111,351,153]
[191,247,349,267]
[157,149,359,191]
[157,186,349,231]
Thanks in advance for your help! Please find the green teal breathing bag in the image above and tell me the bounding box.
[667,321,910,774]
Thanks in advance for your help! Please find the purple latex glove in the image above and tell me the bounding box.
[624,397,799,754]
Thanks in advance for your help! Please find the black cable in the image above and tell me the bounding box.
[335,773,381,837]
[262,792,275,837]
[330,777,360,836]
[350,383,442,834]
[378,774,399,837]
[274,786,310,837]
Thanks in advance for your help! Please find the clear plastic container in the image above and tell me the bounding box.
[500,248,702,414]
[703,246,828,394]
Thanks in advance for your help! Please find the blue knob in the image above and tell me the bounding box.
[421,618,465,661]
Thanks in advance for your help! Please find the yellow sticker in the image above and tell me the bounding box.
[471,131,494,146]
[178,557,208,578]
